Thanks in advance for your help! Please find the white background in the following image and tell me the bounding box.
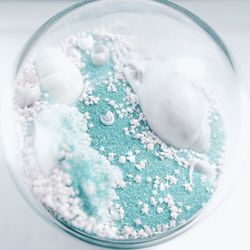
[0,1,249,249]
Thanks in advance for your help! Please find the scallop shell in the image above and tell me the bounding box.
[133,62,210,152]
[34,48,83,104]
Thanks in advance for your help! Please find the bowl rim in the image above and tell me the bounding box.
[2,0,239,249]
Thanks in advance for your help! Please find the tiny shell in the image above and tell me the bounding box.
[100,111,115,126]
[135,61,210,152]
[34,48,83,105]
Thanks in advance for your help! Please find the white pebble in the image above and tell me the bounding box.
[91,44,109,66]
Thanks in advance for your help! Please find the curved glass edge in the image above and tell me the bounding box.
[1,0,247,249]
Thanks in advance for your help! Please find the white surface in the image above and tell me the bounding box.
[0,1,250,250]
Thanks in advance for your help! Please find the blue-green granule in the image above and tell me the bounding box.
[61,44,225,236]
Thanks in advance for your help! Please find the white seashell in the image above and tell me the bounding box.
[34,47,83,104]
[90,44,109,66]
[100,111,115,126]
[134,62,210,152]
[16,84,41,108]
[189,159,216,183]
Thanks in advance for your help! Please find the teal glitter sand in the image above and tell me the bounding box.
[28,31,225,238]
[61,44,225,234]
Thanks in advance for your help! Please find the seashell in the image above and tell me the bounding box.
[34,47,83,105]
[189,159,216,183]
[90,44,109,66]
[133,61,210,152]
[100,111,115,126]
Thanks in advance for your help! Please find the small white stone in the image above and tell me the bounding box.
[146,177,152,183]
[90,44,109,66]
[100,111,115,126]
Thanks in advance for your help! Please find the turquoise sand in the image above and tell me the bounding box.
[56,39,226,236]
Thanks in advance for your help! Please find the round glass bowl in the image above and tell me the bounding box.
[1,0,250,249]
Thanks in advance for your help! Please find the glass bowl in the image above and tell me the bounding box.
[1,0,250,249]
